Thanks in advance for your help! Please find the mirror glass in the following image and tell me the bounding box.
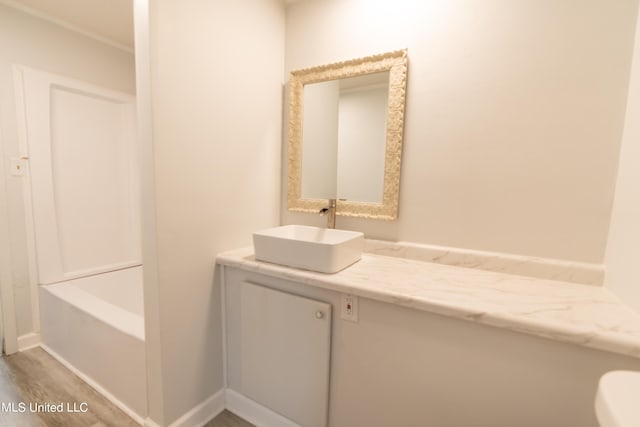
[301,72,389,204]
[288,49,408,220]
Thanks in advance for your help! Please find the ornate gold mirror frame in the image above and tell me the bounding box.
[287,49,408,220]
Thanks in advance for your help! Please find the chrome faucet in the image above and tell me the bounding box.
[319,199,336,229]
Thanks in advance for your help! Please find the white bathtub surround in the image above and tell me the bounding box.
[14,66,140,286]
[39,267,146,422]
[365,239,604,286]
[67,265,145,318]
[217,248,640,359]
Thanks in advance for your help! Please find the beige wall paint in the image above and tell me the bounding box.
[283,0,639,263]
[0,4,135,339]
[133,0,164,423]
[604,5,640,312]
[147,0,284,423]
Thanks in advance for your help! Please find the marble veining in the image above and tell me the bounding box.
[216,247,640,359]
[365,239,604,286]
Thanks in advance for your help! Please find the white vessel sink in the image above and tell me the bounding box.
[253,225,364,273]
[595,370,640,427]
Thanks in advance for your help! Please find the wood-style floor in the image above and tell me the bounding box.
[0,347,253,427]
[205,410,254,427]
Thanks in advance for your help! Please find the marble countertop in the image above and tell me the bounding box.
[216,247,640,359]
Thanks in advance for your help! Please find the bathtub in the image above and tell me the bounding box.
[39,266,147,424]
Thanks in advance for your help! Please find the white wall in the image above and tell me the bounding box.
[604,4,640,313]
[0,4,135,340]
[147,0,284,424]
[283,0,639,264]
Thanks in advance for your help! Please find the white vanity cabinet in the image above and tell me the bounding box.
[224,272,332,427]
[218,248,640,427]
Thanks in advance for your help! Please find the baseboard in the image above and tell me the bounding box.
[31,344,290,427]
[144,418,163,427]
[17,332,40,351]
[39,344,145,425]
[225,389,299,427]
[168,389,225,427]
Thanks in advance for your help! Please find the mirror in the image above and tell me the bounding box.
[287,49,408,220]
[301,72,390,204]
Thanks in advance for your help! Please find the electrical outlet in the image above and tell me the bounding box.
[340,294,358,322]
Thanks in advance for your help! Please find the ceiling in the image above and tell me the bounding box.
[2,0,309,52]
[2,0,134,50]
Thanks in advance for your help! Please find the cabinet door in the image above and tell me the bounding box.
[226,280,332,427]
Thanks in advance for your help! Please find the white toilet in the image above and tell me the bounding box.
[595,370,640,427]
